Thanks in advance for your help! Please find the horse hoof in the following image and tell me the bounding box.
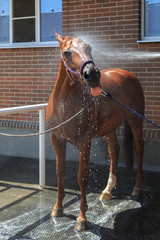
[132,187,142,197]
[51,207,63,217]
[99,192,112,201]
[74,220,88,232]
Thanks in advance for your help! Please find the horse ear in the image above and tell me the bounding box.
[56,32,64,47]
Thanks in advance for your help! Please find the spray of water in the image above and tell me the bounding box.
[78,34,160,61]
[94,49,160,60]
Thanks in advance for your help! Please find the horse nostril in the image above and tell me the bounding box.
[84,71,91,81]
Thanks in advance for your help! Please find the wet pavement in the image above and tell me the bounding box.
[0,156,160,240]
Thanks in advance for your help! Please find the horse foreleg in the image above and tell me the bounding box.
[74,141,91,231]
[50,133,66,217]
[100,133,120,201]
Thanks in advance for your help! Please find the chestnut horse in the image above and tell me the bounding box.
[46,33,144,231]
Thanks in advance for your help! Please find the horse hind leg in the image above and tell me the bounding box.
[99,132,120,201]
[50,133,66,217]
[128,118,144,196]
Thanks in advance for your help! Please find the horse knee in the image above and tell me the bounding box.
[56,167,65,178]
[78,174,88,189]
[105,134,120,159]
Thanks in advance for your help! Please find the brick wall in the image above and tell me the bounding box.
[0,47,60,122]
[0,0,160,139]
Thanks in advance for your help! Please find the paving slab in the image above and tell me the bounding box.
[0,156,160,239]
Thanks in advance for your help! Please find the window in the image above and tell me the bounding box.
[0,0,62,47]
[0,0,10,43]
[12,0,36,43]
[40,0,62,42]
[141,0,160,42]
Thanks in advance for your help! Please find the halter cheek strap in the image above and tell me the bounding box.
[61,51,95,83]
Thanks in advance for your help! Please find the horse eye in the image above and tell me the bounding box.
[63,51,71,58]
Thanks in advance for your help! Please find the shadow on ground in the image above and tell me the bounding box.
[0,156,160,239]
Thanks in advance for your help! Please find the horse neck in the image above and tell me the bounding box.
[53,58,89,103]
[53,58,73,98]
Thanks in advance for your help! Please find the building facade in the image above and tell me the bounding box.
[0,1,160,143]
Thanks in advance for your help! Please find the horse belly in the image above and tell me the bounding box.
[93,111,124,138]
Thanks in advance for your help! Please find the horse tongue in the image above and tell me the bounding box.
[91,86,102,96]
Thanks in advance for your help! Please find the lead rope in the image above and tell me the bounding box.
[0,98,96,138]
[101,89,160,129]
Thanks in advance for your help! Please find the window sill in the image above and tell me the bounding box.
[137,39,160,43]
[0,41,59,49]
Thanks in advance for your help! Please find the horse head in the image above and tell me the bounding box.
[56,33,102,96]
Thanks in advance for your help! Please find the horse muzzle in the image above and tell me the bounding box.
[82,64,102,96]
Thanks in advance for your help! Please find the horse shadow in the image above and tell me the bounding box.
[62,191,160,240]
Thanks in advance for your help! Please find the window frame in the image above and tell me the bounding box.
[0,0,60,49]
[140,0,160,43]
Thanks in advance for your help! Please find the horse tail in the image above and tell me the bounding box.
[123,121,134,169]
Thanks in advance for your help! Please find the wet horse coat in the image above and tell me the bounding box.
[46,33,144,231]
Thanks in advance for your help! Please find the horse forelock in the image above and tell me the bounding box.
[63,36,73,48]
[63,36,85,50]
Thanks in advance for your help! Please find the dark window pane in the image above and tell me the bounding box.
[13,0,35,18]
[13,18,35,43]
[40,0,62,42]
[144,0,160,37]
[0,0,10,43]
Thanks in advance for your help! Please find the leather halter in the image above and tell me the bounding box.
[61,51,95,83]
